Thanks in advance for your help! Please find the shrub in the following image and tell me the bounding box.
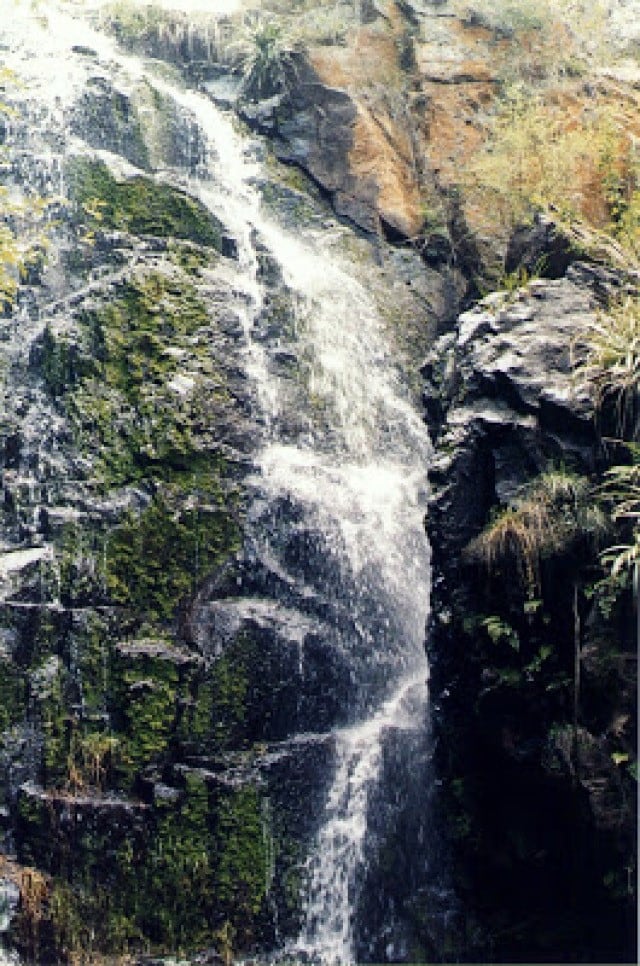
[241,21,291,99]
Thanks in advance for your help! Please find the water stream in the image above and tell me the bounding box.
[0,2,432,961]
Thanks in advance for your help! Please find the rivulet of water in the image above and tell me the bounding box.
[0,4,432,962]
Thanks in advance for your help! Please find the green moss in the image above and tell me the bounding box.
[185,641,250,755]
[40,325,96,398]
[39,664,68,787]
[49,269,232,487]
[210,651,249,748]
[144,770,214,948]
[213,784,268,942]
[57,526,108,609]
[111,644,183,780]
[167,239,215,273]
[105,484,239,623]
[81,270,213,391]
[49,881,145,961]
[0,654,21,734]
[67,158,224,248]
[69,614,112,716]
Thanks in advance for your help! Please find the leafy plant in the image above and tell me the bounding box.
[482,615,520,650]
[597,460,640,576]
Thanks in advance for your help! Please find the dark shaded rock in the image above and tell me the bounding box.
[506,213,580,279]
[425,264,637,963]
[70,77,151,171]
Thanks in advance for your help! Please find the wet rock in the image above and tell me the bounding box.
[70,77,152,171]
[425,272,599,543]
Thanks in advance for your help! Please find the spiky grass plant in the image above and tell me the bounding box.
[238,19,299,101]
[465,469,607,595]
[574,295,640,439]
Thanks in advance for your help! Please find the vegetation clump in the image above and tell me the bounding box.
[574,294,640,436]
[464,86,640,250]
[466,468,607,595]
[42,267,231,487]
[105,485,240,624]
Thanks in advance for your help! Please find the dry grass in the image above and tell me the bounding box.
[466,498,555,593]
[465,469,607,593]
[463,85,640,243]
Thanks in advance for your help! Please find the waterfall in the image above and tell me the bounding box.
[0,2,432,962]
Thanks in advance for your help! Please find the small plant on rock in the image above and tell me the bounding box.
[241,21,296,101]
[573,294,640,438]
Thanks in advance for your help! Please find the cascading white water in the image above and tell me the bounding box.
[1,3,432,962]
[296,673,428,964]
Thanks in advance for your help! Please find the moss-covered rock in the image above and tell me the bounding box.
[67,158,224,248]
[105,486,239,624]
[40,267,234,488]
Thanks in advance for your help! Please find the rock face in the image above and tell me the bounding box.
[241,50,424,239]
[424,270,597,543]
[425,263,638,962]
[0,98,274,954]
[0,1,637,963]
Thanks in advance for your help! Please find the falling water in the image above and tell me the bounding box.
[0,2,432,962]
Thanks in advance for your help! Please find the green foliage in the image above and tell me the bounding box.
[241,21,293,100]
[574,295,640,437]
[482,615,520,651]
[575,298,640,576]
[599,460,640,575]
[209,649,249,750]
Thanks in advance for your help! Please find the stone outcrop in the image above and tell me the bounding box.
[0,20,441,961]
[1,2,637,963]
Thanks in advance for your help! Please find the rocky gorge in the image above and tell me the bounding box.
[0,0,638,963]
